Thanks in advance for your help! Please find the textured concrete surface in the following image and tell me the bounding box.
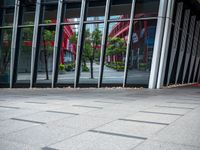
[0,86,199,150]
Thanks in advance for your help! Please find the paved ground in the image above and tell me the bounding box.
[0,86,200,150]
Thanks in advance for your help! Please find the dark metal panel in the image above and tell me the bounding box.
[188,21,200,83]
[166,2,183,85]
[182,15,196,83]
[175,9,190,84]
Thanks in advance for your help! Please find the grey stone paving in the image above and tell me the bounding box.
[0,86,199,150]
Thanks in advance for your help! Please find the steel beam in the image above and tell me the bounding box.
[30,0,41,88]
[52,0,63,88]
[123,0,136,87]
[148,0,168,89]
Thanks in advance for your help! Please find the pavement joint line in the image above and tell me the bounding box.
[0,106,20,109]
[139,111,184,116]
[118,118,170,126]
[46,110,79,115]
[167,101,200,105]
[42,147,58,150]
[25,101,47,104]
[177,98,200,101]
[72,105,103,109]
[11,118,46,124]
[155,105,194,110]
[94,101,122,104]
[88,130,147,140]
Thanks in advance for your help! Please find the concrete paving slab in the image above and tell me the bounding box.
[47,131,143,150]
[123,112,181,124]
[1,124,82,147]
[152,108,200,147]
[142,106,191,115]
[11,111,76,123]
[95,120,166,138]
[49,115,112,130]
[0,119,39,136]
[0,139,40,150]
[133,140,200,150]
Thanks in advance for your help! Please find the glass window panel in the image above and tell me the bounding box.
[102,21,129,85]
[127,20,157,86]
[0,28,12,84]
[86,0,106,21]
[79,23,104,85]
[109,0,132,20]
[0,8,14,26]
[36,26,55,83]
[134,0,160,18]
[0,0,15,6]
[20,5,36,25]
[62,1,81,23]
[57,24,79,84]
[40,3,58,24]
[16,27,34,83]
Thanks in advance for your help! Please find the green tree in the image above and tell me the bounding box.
[68,28,102,79]
[106,37,126,57]
[42,28,55,80]
[0,29,12,76]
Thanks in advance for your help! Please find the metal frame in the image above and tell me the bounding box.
[98,0,111,88]
[188,21,200,83]
[123,0,136,87]
[175,9,190,84]
[30,0,42,88]
[166,2,183,85]
[10,0,20,88]
[193,36,200,82]
[52,0,63,88]
[74,0,87,88]
[148,0,168,89]
[157,0,175,88]
[182,15,196,83]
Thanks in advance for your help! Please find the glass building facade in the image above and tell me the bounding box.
[0,0,199,89]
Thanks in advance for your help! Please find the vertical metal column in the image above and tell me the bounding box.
[52,0,63,88]
[157,0,176,88]
[175,9,190,84]
[98,0,111,88]
[10,0,20,88]
[193,37,200,82]
[198,65,200,82]
[74,0,86,88]
[182,16,196,83]
[188,21,200,83]
[166,2,183,85]
[123,0,136,87]
[148,0,168,89]
[30,0,41,88]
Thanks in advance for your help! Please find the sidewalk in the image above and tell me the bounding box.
[0,86,200,150]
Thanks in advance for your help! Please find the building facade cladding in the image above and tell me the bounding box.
[0,0,199,89]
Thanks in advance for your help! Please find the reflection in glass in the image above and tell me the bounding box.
[0,29,12,84]
[109,0,132,20]
[57,25,79,84]
[134,0,160,18]
[20,5,35,25]
[127,20,157,85]
[41,3,58,24]
[79,23,103,85]
[86,0,106,21]
[16,27,34,83]
[0,8,14,26]
[0,0,15,7]
[36,26,55,83]
[62,1,81,23]
[102,22,129,84]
